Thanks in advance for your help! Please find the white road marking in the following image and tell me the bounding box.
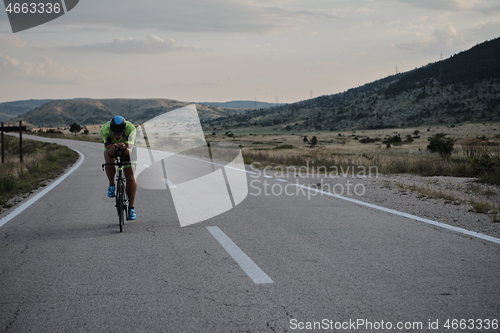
[206,226,274,285]
[276,179,288,182]
[0,149,85,228]
[293,184,500,245]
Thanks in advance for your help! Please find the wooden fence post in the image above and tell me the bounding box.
[1,122,4,164]
[19,121,23,163]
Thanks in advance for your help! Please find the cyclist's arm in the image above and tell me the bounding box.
[106,142,133,156]
[105,143,118,156]
[123,143,134,156]
[124,126,136,157]
[104,137,122,156]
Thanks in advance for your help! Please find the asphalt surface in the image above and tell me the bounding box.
[0,135,499,332]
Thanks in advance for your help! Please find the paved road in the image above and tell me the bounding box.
[1,135,499,332]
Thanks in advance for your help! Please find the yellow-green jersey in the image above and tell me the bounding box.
[101,121,136,147]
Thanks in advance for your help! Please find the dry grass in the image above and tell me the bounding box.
[31,125,103,143]
[382,176,500,222]
[0,136,78,211]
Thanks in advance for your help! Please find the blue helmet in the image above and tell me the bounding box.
[110,116,126,134]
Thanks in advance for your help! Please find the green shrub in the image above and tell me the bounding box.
[383,135,402,144]
[275,145,294,149]
[360,137,375,144]
[427,133,456,159]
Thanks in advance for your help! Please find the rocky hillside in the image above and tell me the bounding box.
[199,100,282,109]
[0,99,53,123]
[12,98,235,128]
[212,37,500,131]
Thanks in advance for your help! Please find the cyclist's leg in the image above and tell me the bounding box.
[104,150,116,185]
[124,167,136,207]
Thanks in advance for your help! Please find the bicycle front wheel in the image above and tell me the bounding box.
[116,182,125,232]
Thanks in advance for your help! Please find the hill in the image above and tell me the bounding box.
[0,99,53,123]
[210,37,500,131]
[199,100,282,109]
[12,98,236,128]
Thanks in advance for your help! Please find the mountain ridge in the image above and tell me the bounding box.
[0,99,54,123]
[211,37,500,131]
[199,100,283,109]
[11,98,237,128]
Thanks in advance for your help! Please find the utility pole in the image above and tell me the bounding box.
[395,64,399,74]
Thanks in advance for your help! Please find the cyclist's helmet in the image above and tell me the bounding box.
[110,116,126,134]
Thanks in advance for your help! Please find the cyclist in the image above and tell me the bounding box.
[101,115,137,220]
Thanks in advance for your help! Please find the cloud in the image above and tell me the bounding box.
[469,20,500,39]
[480,4,500,15]
[63,0,332,33]
[433,24,464,46]
[395,24,465,53]
[0,34,26,48]
[0,54,87,84]
[350,21,375,30]
[392,0,481,11]
[166,80,217,87]
[52,35,200,54]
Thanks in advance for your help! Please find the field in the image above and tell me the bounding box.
[31,125,104,143]
[212,122,499,151]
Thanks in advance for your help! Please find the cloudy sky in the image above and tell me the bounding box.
[0,0,499,104]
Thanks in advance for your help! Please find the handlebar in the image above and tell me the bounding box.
[101,149,131,171]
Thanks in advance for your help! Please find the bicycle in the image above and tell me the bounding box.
[102,149,129,232]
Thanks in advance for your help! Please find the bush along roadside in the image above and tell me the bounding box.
[0,136,79,212]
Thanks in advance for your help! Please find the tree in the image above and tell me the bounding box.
[427,133,456,159]
[311,136,318,147]
[69,123,82,136]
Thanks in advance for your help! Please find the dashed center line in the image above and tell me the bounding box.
[206,226,274,285]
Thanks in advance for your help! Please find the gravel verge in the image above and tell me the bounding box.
[290,172,500,240]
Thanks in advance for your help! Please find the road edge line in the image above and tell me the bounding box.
[294,184,500,245]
